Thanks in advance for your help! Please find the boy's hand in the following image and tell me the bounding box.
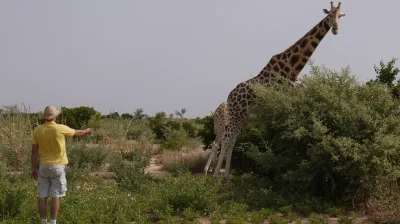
[32,169,38,181]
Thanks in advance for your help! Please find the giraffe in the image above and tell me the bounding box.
[213,2,346,182]
[204,102,228,175]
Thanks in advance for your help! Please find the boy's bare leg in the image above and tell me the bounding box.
[38,197,48,219]
[51,197,60,220]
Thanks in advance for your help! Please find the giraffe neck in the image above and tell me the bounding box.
[256,15,332,83]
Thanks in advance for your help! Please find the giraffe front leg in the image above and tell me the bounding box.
[223,134,239,180]
[204,141,218,175]
[213,141,228,184]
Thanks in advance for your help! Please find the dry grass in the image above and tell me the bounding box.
[157,148,210,173]
[87,139,161,156]
[0,104,34,170]
[366,179,400,223]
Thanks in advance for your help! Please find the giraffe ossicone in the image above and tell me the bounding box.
[211,2,346,182]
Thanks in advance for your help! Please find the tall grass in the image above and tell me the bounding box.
[367,178,400,223]
[0,104,35,171]
[157,148,209,173]
[0,103,374,223]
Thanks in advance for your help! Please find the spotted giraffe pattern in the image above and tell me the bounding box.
[213,2,346,181]
[204,102,228,174]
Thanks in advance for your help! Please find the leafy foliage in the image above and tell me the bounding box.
[0,63,392,223]
[175,108,187,118]
[152,174,218,213]
[109,150,152,192]
[133,108,147,120]
[182,121,197,138]
[168,161,191,176]
[162,127,190,151]
[125,119,155,141]
[0,162,30,221]
[235,65,400,203]
[196,113,215,149]
[368,58,400,98]
[148,113,203,146]
[149,112,168,140]
[59,106,102,129]
[102,111,120,119]
[308,213,329,224]
[67,143,110,170]
[0,105,35,170]
[121,112,134,119]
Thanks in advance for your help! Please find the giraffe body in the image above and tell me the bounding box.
[204,102,228,175]
[213,2,345,182]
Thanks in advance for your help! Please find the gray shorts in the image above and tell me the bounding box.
[38,165,67,198]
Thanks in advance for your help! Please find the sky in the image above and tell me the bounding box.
[0,1,399,118]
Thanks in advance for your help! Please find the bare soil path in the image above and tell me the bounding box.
[144,157,171,178]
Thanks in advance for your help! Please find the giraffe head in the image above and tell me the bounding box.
[323,1,346,35]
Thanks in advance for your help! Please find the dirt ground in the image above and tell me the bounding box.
[144,157,171,178]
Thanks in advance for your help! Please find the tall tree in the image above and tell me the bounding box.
[175,110,182,118]
[121,113,133,119]
[60,106,101,129]
[181,108,187,118]
[154,111,166,120]
[368,58,400,98]
[133,108,146,120]
[175,108,186,118]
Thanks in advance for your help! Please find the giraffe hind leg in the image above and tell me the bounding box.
[211,148,220,173]
[204,141,219,175]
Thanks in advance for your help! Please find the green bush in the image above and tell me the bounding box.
[247,211,266,224]
[3,170,151,223]
[308,213,329,224]
[59,179,148,223]
[125,119,155,142]
[268,213,288,224]
[0,106,33,170]
[182,121,198,138]
[294,197,335,216]
[169,161,191,177]
[218,201,248,215]
[221,173,286,209]
[67,143,110,170]
[121,113,134,119]
[226,213,248,224]
[64,166,91,188]
[239,65,400,203]
[147,113,202,144]
[338,214,355,224]
[58,106,102,129]
[109,151,152,192]
[162,127,190,151]
[0,164,31,221]
[121,150,151,166]
[0,143,20,168]
[149,112,168,140]
[153,174,218,213]
[196,114,215,149]
[165,120,181,130]
[182,207,200,221]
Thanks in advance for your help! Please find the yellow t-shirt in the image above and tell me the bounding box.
[32,121,75,165]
